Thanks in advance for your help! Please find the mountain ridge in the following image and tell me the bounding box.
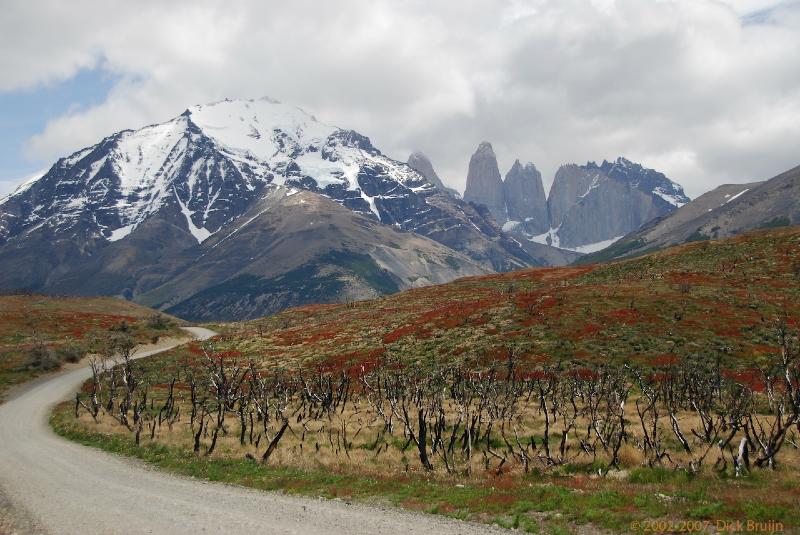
[459,142,689,252]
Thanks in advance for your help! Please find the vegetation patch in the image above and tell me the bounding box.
[760,216,791,229]
[0,294,181,399]
[166,250,398,321]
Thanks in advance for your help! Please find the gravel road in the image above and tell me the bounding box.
[0,327,505,535]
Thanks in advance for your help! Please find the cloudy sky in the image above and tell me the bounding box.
[1,0,798,199]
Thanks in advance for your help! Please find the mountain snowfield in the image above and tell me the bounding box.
[523,226,627,255]
[0,97,550,319]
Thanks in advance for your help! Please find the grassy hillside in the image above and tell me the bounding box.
[202,226,800,373]
[0,294,183,398]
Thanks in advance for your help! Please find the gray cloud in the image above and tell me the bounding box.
[2,0,799,199]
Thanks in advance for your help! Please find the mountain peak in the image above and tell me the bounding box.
[0,97,535,287]
[542,156,689,250]
[464,142,505,222]
[503,158,548,234]
[476,141,495,155]
[407,151,458,196]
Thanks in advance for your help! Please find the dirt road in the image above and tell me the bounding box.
[0,327,504,534]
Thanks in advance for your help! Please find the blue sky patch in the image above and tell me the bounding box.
[0,68,118,192]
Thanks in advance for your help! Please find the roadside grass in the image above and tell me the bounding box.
[52,403,800,534]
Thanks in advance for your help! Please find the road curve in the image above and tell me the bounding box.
[0,327,504,535]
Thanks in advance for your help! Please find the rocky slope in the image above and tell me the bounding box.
[0,98,535,319]
[145,188,490,321]
[577,164,800,263]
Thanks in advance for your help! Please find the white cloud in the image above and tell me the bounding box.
[3,0,799,199]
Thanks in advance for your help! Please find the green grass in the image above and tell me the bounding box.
[166,249,399,321]
[573,238,646,265]
[685,229,710,243]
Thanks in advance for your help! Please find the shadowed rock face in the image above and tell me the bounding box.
[577,163,800,263]
[547,164,600,232]
[407,152,459,197]
[463,142,506,223]
[503,160,548,234]
[546,158,689,248]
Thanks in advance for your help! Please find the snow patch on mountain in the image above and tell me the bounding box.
[653,186,688,207]
[528,226,623,254]
[570,235,625,254]
[724,188,749,204]
[580,173,606,199]
[174,186,213,244]
[530,227,562,249]
[108,224,136,242]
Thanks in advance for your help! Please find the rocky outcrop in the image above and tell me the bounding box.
[502,160,548,235]
[456,145,686,254]
[463,142,506,223]
[407,152,459,197]
[545,158,689,249]
[578,163,800,263]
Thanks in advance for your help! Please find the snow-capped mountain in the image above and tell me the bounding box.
[0,98,540,319]
[2,99,427,243]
